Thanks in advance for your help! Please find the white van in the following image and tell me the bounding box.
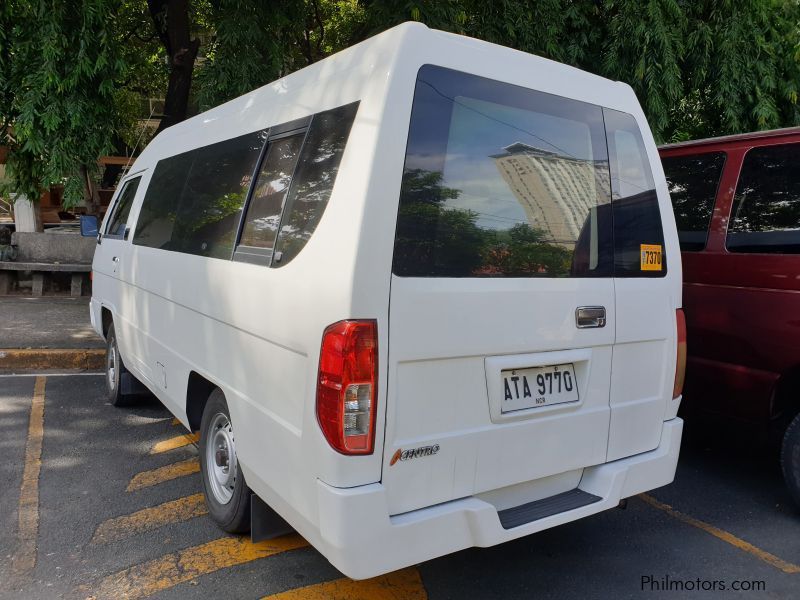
[87,23,685,579]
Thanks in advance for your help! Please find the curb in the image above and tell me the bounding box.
[0,348,105,371]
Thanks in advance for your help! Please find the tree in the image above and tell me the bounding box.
[2,0,125,213]
[147,0,202,134]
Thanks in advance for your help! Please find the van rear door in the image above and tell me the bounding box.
[604,109,676,461]
[382,66,617,516]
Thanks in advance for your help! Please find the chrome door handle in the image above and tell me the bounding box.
[576,306,606,328]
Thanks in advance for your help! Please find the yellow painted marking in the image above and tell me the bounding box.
[149,432,199,454]
[91,493,207,544]
[171,417,181,426]
[263,568,427,600]
[10,376,46,581]
[126,458,200,492]
[91,535,308,599]
[639,494,800,574]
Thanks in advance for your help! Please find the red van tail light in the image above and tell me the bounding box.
[673,309,687,399]
[317,320,378,455]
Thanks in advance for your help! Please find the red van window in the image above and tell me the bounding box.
[727,143,800,254]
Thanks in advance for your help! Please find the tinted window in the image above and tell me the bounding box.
[662,152,725,251]
[133,150,193,250]
[272,102,359,266]
[239,133,304,251]
[134,130,266,258]
[105,177,140,238]
[727,143,800,253]
[393,65,613,278]
[605,109,666,277]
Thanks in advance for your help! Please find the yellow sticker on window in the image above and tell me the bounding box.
[640,244,663,271]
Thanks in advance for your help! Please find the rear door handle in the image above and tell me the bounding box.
[576,306,606,328]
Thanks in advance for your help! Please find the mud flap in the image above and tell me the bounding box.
[251,493,294,542]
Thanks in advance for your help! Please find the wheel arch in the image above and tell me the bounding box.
[100,306,113,339]
[186,371,220,432]
[772,365,800,427]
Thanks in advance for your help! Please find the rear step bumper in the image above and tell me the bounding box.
[316,418,683,580]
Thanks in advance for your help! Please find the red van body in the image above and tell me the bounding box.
[659,128,800,506]
[660,128,800,427]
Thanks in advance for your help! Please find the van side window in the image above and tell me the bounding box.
[172,132,267,258]
[727,143,800,253]
[393,65,613,278]
[272,102,359,266]
[105,177,141,238]
[661,152,725,251]
[133,130,266,258]
[604,109,667,277]
[236,133,305,260]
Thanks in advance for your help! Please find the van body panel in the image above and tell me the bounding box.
[384,277,615,515]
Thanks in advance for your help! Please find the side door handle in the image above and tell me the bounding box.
[112,256,120,263]
[576,306,606,328]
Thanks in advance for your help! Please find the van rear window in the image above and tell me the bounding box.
[392,66,666,278]
[661,152,725,251]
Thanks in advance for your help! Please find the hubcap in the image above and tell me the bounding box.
[206,413,237,504]
[107,344,116,390]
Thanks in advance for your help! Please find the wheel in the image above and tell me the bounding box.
[105,323,134,407]
[781,412,800,509]
[199,389,251,533]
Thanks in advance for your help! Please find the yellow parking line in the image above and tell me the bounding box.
[149,432,199,454]
[10,376,46,581]
[126,458,200,492]
[263,568,427,600]
[91,493,207,544]
[171,417,181,426]
[639,494,800,574]
[90,534,309,599]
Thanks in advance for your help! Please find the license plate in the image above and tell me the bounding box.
[501,363,579,413]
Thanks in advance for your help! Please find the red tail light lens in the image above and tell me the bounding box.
[317,320,378,455]
[673,309,687,399]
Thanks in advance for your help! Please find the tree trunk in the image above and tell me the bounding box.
[148,0,200,135]
[80,164,101,216]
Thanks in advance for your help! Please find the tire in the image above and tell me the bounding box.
[199,389,251,533]
[781,412,800,510]
[105,323,134,407]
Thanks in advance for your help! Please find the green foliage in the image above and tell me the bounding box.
[4,0,125,208]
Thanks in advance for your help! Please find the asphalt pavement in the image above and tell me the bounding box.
[0,297,103,349]
[1,374,798,599]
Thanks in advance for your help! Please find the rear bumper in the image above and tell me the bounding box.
[316,417,683,579]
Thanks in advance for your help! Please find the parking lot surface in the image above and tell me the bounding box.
[1,374,798,599]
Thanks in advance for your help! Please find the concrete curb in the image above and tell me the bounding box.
[0,348,104,371]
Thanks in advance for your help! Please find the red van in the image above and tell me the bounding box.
[660,128,800,507]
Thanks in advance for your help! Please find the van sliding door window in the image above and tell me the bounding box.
[105,177,141,239]
[661,152,726,252]
[392,65,613,278]
[133,130,267,259]
[271,102,359,267]
[727,143,800,253]
[235,134,305,263]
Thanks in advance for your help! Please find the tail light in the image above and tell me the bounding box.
[673,309,687,399]
[317,320,378,455]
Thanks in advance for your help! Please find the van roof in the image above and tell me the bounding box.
[658,126,800,151]
[132,22,633,172]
